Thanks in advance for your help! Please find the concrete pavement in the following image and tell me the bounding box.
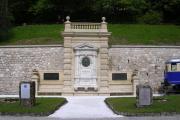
[1,116,180,120]
[49,96,122,118]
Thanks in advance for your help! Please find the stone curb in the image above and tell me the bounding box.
[0,99,67,116]
[104,98,180,117]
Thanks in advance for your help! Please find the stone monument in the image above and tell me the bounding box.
[19,81,36,107]
[136,84,153,107]
[62,16,111,95]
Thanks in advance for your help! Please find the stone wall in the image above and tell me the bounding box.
[109,45,180,93]
[0,45,64,95]
[1,45,180,95]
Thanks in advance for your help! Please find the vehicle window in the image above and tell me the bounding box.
[171,63,177,71]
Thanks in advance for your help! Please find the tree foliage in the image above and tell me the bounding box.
[6,0,180,24]
[0,0,11,41]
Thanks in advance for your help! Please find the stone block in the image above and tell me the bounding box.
[64,70,71,75]
[100,65,109,70]
[99,86,109,92]
[63,81,72,85]
[100,42,108,48]
[109,85,133,93]
[100,48,108,54]
[64,42,72,47]
[100,54,108,59]
[64,53,72,59]
[63,75,71,81]
[136,84,153,107]
[64,64,71,70]
[64,59,71,64]
[64,48,72,53]
[100,59,108,65]
[19,81,36,107]
[100,81,108,87]
[100,70,109,76]
[100,76,109,81]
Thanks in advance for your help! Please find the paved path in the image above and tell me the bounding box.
[49,96,122,118]
[1,116,180,120]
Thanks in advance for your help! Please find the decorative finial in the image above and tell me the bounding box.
[102,17,106,22]
[66,16,70,22]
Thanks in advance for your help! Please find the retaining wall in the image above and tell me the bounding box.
[109,45,180,93]
[1,45,180,94]
[0,45,64,94]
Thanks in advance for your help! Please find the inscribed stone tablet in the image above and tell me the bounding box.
[112,73,127,80]
[21,83,30,99]
[44,73,59,80]
[139,88,151,105]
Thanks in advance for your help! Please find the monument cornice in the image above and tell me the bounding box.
[61,32,111,37]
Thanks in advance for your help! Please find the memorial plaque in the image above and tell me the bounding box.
[112,73,127,80]
[20,83,30,99]
[136,84,152,107]
[82,57,90,67]
[44,73,59,80]
[139,88,151,105]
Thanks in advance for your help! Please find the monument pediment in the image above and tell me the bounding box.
[74,43,98,51]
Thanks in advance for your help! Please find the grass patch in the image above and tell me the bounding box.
[109,24,180,45]
[1,24,180,45]
[0,97,67,116]
[105,95,180,115]
[0,24,64,45]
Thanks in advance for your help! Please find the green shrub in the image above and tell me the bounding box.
[138,10,162,24]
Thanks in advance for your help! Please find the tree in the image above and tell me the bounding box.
[5,0,180,24]
[92,0,149,23]
[152,0,180,23]
[8,0,35,24]
[0,0,10,41]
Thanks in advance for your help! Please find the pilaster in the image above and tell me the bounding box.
[99,41,109,93]
[63,36,74,94]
